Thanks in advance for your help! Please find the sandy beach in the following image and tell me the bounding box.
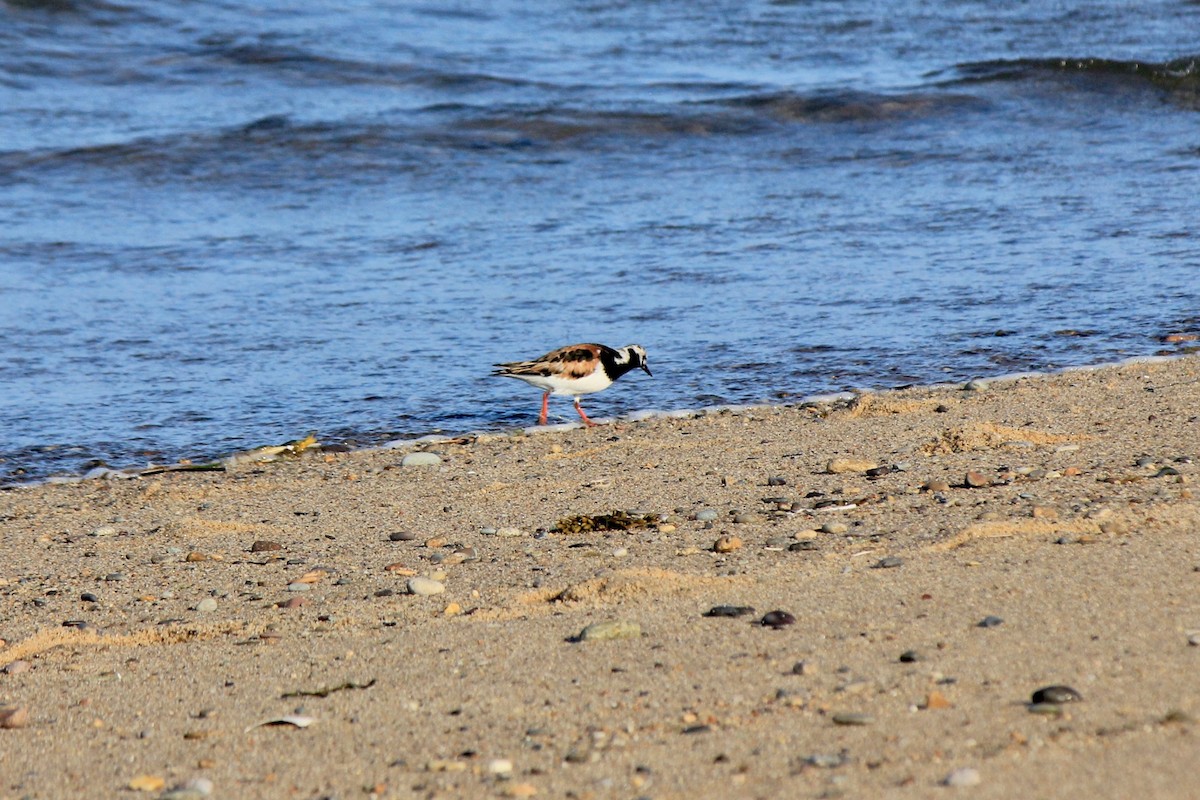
[2,355,1199,800]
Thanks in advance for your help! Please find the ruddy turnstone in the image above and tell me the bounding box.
[493,343,651,427]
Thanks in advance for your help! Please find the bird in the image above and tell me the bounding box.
[493,343,651,427]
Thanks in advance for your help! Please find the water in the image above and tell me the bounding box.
[2,0,1199,482]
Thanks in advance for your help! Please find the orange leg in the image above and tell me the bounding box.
[574,398,598,428]
[538,392,550,425]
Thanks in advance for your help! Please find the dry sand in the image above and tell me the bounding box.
[2,356,1199,799]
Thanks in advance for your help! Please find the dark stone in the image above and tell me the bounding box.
[760,610,796,628]
[703,605,756,618]
[1031,685,1082,704]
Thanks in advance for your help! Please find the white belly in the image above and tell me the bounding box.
[512,369,613,397]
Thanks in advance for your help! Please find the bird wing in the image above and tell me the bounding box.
[494,343,606,378]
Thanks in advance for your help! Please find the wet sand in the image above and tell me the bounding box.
[2,356,1199,799]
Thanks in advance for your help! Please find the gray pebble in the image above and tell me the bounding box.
[400,452,442,467]
[898,650,921,663]
[694,509,719,522]
[977,615,1004,628]
[286,582,312,592]
[767,476,787,486]
[406,576,445,596]
[943,767,981,787]
[195,598,218,613]
[873,556,903,569]
[831,711,873,726]
[389,531,417,542]
[1031,685,1082,704]
[104,572,127,582]
[80,592,99,603]
[789,540,820,552]
[821,522,849,535]
[578,620,641,642]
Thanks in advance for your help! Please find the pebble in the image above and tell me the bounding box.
[821,522,849,535]
[693,509,719,522]
[964,471,990,488]
[732,512,759,524]
[401,452,442,467]
[485,758,514,776]
[826,458,878,474]
[873,556,903,569]
[285,582,313,592]
[161,778,214,799]
[767,475,787,486]
[195,598,218,613]
[760,610,796,629]
[977,615,1004,628]
[789,540,820,552]
[104,572,127,582]
[831,711,873,726]
[281,597,307,609]
[898,650,921,663]
[943,767,982,788]
[923,480,951,493]
[1031,685,1082,704]
[577,620,641,642]
[90,525,119,537]
[2,661,31,675]
[495,527,524,538]
[81,592,99,603]
[406,577,445,596]
[713,535,743,553]
[703,605,756,618]
[791,660,816,675]
[250,540,283,552]
[0,706,31,729]
[389,531,417,542]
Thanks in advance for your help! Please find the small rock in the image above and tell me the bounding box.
[1031,685,1082,704]
[281,597,307,609]
[186,551,210,562]
[250,541,283,552]
[821,522,849,535]
[2,660,32,675]
[128,774,166,792]
[713,535,743,553]
[90,525,119,537]
[104,572,127,582]
[791,660,816,675]
[789,540,819,552]
[693,509,719,522]
[923,480,951,493]
[977,615,1004,628]
[577,620,641,642]
[502,783,537,798]
[731,512,759,524]
[924,690,954,710]
[406,577,445,596]
[81,592,99,603]
[826,458,878,475]
[831,711,873,726]
[485,758,514,776]
[873,556,903,569]
[898,650,921,663]
[760,610,796,629]
[943,767,981,787]
[195,598,218,613]
[703,605,756,618]
[495,527,524,538]
[964,471,990,488]
[285,582,312,592]
[401,452,442,467]
[389,531,417,542]
[384,562,416,575]
[0,706,31,728]
[767,475,787,486]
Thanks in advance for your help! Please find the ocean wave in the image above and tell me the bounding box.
[945,55,1200,110]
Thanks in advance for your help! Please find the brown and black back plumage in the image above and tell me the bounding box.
[493,343,651,426]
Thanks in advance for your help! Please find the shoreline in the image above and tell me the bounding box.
[12,351,1194,491]
[1,354,1198,798]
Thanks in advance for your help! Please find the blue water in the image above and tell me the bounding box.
[2,1,1199,481]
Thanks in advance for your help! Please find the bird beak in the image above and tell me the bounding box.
[642,364,653,377]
